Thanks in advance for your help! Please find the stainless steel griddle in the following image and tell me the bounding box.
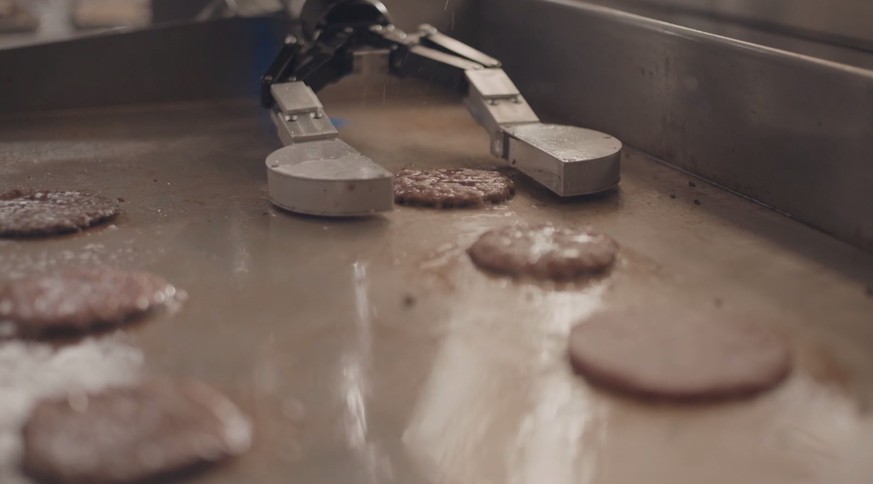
[2,2,873,484]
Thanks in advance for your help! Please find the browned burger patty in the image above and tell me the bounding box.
[467,224,618,280]
[0,189,119,237]
[394,168,514,208]
[0,268,176,338]
[568,310,792,402]
[22,379,252,484]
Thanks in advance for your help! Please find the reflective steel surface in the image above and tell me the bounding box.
[2,79,873,483]
[587,0,873,52]
[582,0,873,71]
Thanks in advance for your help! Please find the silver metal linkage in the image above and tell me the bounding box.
[267,81,393,216]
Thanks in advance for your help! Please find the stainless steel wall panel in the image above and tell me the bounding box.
[594,0,873,52]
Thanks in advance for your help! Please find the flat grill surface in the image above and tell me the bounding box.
[1,79,873,483]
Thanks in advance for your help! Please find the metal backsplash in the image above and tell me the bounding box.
[594,0,873,53]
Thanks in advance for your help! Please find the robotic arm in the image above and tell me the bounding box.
[262,0,622,216]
